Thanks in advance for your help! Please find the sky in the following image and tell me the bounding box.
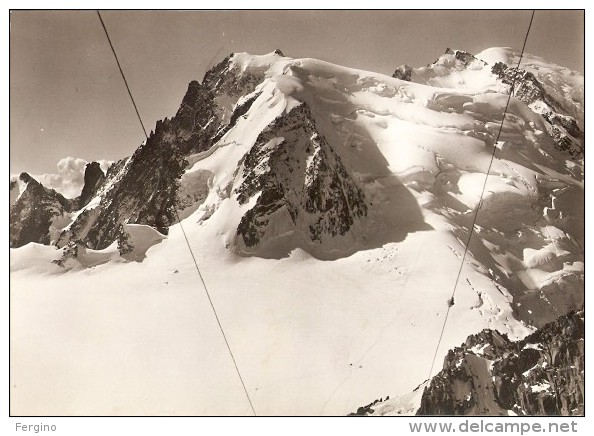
[10,10,584,179]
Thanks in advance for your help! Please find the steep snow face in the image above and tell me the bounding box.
[10,48,583,416]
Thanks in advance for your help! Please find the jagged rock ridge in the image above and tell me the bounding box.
[56,53,272,250]
[349,309,584,416]
[9,173,76,247]
[417,309,584,416]
[490,62,584,158]
[9,52,280,251]
[392,48,487,82]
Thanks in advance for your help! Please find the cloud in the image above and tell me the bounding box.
[35,157,87,199]
[22,157,115,199]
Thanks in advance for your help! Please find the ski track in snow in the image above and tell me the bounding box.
[318,238,427,415]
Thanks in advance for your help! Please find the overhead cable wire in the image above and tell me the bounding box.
[426,10,536,381]
[96,10,257,416]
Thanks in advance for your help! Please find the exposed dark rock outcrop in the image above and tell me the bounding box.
[444,48,487,68]
[348,397,390,416]
[78,162,106,208]
[417,309,584,416]
[491,62,583,159]
[234,103,367,253]
[392,64,412,81]
[10,173,76,247]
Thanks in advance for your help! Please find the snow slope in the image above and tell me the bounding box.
[10,49,583,415]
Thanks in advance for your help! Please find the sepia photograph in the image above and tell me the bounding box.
[8,6,585,425]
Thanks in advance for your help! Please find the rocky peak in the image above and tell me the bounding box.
[10,174,75,248]
[273,48,284,56]
[78,161,106,209]
[171,54,269,148]
[19,171,36,185]
[233,103,367,256]
[168,79,218,153]
[175,81,207,126]
[180,80,204,104]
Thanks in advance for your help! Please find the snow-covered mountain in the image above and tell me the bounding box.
[10,47,584,416]
[394,47,584,159]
